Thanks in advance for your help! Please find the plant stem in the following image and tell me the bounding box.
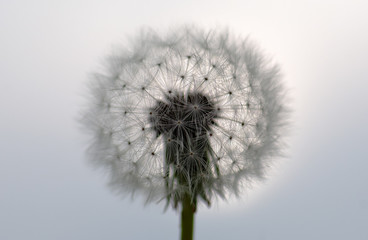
[181,194,195,240]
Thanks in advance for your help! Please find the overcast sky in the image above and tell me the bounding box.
[1,0,368,239]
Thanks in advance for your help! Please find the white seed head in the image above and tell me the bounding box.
[82,26,289,208]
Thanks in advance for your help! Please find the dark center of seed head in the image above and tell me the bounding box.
[149,92,217,138]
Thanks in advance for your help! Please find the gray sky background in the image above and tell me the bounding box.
[1,0,368,239]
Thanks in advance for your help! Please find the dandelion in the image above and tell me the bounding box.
[82,26,289,240]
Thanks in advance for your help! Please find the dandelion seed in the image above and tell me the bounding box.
[82,26,289,240]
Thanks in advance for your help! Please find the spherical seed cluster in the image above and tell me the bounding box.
[83,27,288,208]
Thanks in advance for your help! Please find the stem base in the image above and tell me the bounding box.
[181,195,195,240]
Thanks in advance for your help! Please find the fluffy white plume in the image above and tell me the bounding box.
[82,26,289,208]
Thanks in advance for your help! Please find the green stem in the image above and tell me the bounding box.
[181,195,195,240]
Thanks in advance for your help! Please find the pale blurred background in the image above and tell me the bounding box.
[1,0,367,239]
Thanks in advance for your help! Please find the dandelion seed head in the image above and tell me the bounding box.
[82,26,289,208]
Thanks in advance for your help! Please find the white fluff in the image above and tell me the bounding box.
[82,26,289,207]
